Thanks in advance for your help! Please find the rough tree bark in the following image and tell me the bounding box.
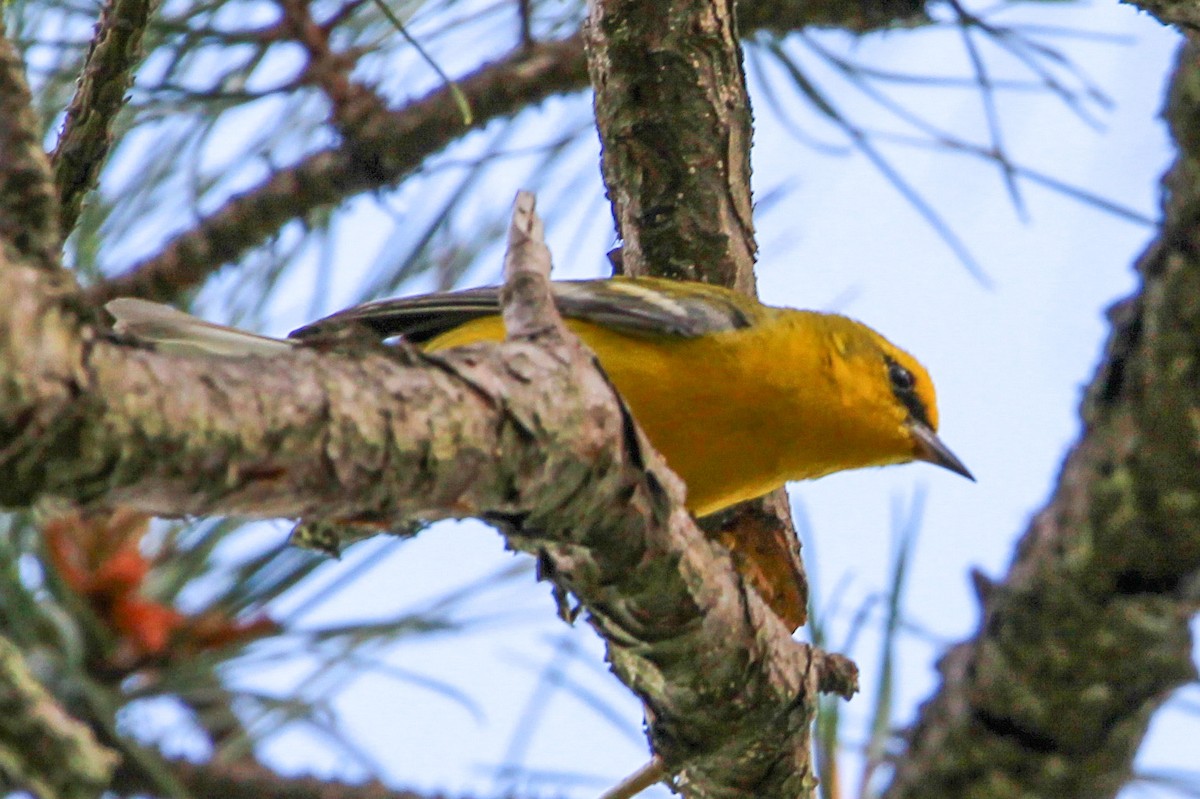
[585,0,811,643]
[1,39,854,786]
[4,0,854,794]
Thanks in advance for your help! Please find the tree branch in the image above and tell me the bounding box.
[1126,0,1200,32]
[587,0,756,294]
[1,191,856,799]
[584,0,809,632]
[110,756,455,799]
[883,41,1200,799]
[0,636,118,799]
[84,34,589,306]
[50,0,155,239]
[84,0,934,307]
[0,24,60,270]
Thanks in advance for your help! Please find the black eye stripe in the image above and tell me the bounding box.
[883,356,931,428]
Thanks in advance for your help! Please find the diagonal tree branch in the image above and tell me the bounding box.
[882,40,1200,799]
[84,34,589,306]
[50,0,156,239]
[1,192,857,799]
[84,0,935,308]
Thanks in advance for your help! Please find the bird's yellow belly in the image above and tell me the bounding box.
[426,317,802,515]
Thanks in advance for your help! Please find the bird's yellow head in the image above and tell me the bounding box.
[801,314,972,481]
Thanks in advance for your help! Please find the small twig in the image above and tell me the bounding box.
[277,0,380,139]
[500,190,559,340]
[598,756,668,799]
[518,0,534,47]
[367,0,473,125]
[946,0,1024,218]
[816,651,860,699]
[323,0,370,31]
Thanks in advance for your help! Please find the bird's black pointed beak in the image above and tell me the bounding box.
[909,422,974,481]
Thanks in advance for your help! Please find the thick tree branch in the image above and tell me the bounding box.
[0,25,60,270]
[0,636,118,799]
[2,194,857,799]
[883,41,1200,799]
[50,0,155,239]
[587,0,756,294]
[584,0,808,633]
[84,0,932,308]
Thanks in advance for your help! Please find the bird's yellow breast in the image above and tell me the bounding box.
[425,311,914,516]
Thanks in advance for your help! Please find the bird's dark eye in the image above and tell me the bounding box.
[888,361,915,391]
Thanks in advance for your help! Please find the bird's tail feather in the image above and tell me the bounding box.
[105,298,294,357]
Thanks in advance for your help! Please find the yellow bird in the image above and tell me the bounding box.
[107,277,971,517]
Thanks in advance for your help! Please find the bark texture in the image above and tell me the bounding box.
[586,0,757,295]
[0,19,60,271]
[584,0,809,634]
[2,264,633,523]
[0,183,856,799]
[50,0,155,238]
[1131,0,1200,31]
[883,40,1200,799]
